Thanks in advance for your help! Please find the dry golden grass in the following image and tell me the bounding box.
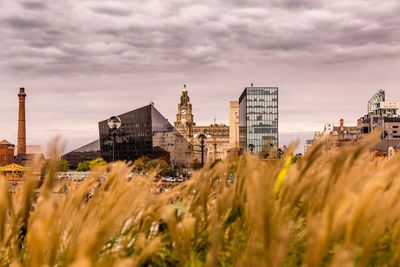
[1,136,400,266]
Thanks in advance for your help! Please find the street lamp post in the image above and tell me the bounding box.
[107,116,122,162]
[248,143,255,154]
[197,133,207,168]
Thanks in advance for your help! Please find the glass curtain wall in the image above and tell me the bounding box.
[239,87,279,155]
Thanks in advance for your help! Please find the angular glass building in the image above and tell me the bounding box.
[99,104,174,162]
[239,86,279,155]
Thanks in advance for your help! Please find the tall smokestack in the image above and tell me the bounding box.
[17,87,26,155]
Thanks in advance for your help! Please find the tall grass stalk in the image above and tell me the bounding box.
[0,136,400,266]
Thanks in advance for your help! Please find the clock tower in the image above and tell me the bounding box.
[175,84,195,139]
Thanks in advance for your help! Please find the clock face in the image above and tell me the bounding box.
[181,108,187,115]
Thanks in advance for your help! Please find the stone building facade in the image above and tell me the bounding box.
[152,130,191,167]
[193,124,230,161]
[229,101,239,148]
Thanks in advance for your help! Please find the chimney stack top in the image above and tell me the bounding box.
[18,87,26,97]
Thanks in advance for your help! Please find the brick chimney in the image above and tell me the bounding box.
[17,87,27,155]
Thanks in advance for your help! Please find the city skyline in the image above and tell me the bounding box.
[1,0,400,153]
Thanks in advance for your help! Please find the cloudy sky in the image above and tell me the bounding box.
[1,0,400,154]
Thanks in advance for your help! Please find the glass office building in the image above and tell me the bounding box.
[99,104,174,162]
[239,86,279,155]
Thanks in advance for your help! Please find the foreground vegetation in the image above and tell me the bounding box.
[1,136,400,266]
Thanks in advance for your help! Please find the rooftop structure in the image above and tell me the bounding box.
[367,89,400,117]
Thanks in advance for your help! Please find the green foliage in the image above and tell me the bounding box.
[132,156,151,174]
[76,161,90,172]
[145,158,172,176]
[58,159,69,172]
[132,156,172,176]
[77,158,107,172]
[89,157,107,170]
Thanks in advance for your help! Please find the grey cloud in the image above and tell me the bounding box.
[277,0,320,9]
[91,6,131,16]
[20,1,46,10]
[3,0,400,77]
[228,0,320,9]
[3,16,49,29]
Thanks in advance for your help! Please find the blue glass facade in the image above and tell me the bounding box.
[239,87,279,155]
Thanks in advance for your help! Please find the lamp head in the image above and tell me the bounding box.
[107,116,122,129]
[197,133,207,144]
[248,144,255,152]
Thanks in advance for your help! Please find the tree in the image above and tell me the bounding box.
[76,158,107,172]
[145,158,172,176]
[89,158,107,170]
[77,161,90,172]
[58,159,70,172]
[132,156,150,174]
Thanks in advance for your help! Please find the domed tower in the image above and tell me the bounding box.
[174,84,195,139]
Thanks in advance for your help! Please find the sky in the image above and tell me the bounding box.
[1,0,400,154]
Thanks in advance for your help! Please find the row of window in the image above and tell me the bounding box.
[247,98,278,102]
[247,88,278,95]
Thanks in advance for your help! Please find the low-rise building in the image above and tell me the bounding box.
[306,119,360,153]
[0,140,15,166]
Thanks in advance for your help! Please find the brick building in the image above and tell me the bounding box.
[0,140,15,166]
